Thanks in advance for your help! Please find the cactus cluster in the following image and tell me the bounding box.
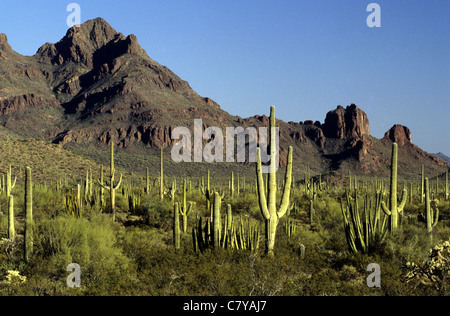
[341,189,388,254]
[192,193,260,253]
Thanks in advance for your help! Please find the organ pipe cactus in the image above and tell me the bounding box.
[24,167,33,262]
[256,105,293,256]
[341,189,388,254]
[98,142,123,222]
[192,199,260,253]
[381,143,407,233]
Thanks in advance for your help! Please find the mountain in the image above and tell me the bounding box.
[433,153,450,164]
[0,18,448,179]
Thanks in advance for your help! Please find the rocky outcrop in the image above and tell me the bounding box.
[345,135,373,161]
[304,125,325,148]
[55,124,176,149]
[322,104,370,139]
[383,124,412,146]
[0,94,59,115]
[0,33,11,52]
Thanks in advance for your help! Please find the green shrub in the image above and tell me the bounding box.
[33,214,136,295]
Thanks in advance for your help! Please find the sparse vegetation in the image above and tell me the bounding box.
[0,131,449,297]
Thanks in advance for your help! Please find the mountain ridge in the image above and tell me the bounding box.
[0,17,448,179]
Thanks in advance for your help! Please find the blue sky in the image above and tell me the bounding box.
[1,0,449,156]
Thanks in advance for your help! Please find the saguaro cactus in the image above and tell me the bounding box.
[24,167,33,262]
[381,143,407,233]
[6,165,16,198]
[173,202,181,250]
[146,167,150,195]
[179,179,193,233]
[256,106,293,256]
[212,192,222,249]
[98,143,122,222]
[200,170,212,211]
[8,195,14,240]
[424,178,439,236]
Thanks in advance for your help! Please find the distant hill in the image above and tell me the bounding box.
[433,152,450,164]
[0,17,448,180]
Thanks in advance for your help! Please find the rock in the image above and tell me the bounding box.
[0,94,58,115]
[345,135,373,161]
[322,104,370,139]
[0,33,11,51]
[304,125,325,148]
[383,124,412,146]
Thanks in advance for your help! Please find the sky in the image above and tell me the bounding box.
[1,0,449,156]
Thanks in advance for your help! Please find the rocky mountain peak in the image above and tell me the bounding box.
[383,124,412,146]
[322,104,370,139]
[36,17,143,67]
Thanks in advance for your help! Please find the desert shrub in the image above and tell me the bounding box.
[32,213,136,295]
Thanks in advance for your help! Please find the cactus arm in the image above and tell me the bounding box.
[433,206,439,228]
[398,189,408,213]
[256,148,270,220]
[380,201,392,216]
[114,174,123,190]
[277,146,293,218]
[97,179,111,190]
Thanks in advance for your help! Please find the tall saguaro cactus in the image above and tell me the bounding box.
[179,179,193,233]
[24,167,33,262]
[8,195,14,240]
[6,165,16,198]
[98,143,123,222]
[173,202,181,250]
[424,178,439,237]
[256,106,293,256]
[381,143,407,233]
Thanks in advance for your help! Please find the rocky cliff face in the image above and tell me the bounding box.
[0,18,447,177]
[383,124,412,146]
[0,18,228,146]
[322,104,370,139]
